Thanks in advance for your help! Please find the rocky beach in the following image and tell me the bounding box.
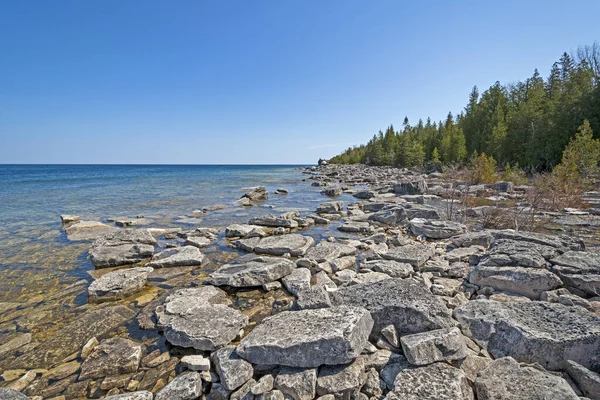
[1,163,600,400]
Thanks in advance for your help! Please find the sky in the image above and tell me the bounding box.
[1,1,599,164]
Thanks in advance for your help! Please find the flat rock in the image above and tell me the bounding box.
[381,243,435,267]
[400,327,468,365]
[250,214,299,228]
[209,257,296,287]
[254,234,315,257]
[409,218,467,239]
[338,222,374,234]
[226,224,266,238]
[243,186,269,201]
[474,357,578,400]
[105,392,154,400]
[393,178,427,195]
[385,362,473,400]
[316,201,344,214]
[330,279,454,336]
[362,260,413,278]
[89,230,157,268]
[550,251,600,296]
[65,220,117,241]
[368,207,408,226]
[147,246,208,268]
[88,267,153,302]
[79,338,143,380]
[156,287,247,351]
[237,306,374,368]
[467,265,562,299]
[212,346,254,391]
[274,367,317,400]
[155,371,203,400]
[454,300,600,370]
[451,231,494,248]
[305,242,356,263]
[184,236,213,248]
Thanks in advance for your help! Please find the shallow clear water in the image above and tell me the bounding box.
[0,164,354,303]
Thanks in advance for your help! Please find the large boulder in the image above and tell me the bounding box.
[409,219,467,239]
[237,306,373,368]
[156,287,248,351]
[79,338,143,380]
[393,178,427,195]
[454,300,600,370]
[209,257,296,287]
[147,246,208,268]
[254,234,315,257]
[330,279,455,337]
[89,229,156,268]
[88,266,153,302]
[467,265,562,299]
[381,243,435,267]
[474,357,579,400]
[384,362,473,400]
[550,251,600,296]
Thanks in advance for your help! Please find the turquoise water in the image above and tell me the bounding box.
[0,164,354,302]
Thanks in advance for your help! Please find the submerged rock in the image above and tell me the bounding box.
[209,257,296,287]
[237,306,373,368]
[79,338,143,380]
[454,300,600,370]
[88,267,153,302]
[147,246,208,268]
[65,220,117,241]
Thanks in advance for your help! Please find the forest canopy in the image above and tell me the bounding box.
[330,42,600,171]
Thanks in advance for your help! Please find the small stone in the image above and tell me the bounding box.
[81,337,99,359]
[381,325,399,348]
[181,355,210,371]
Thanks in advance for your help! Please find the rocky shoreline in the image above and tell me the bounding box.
[1,164,600,400]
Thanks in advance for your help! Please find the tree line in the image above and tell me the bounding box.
[330,42,600,172]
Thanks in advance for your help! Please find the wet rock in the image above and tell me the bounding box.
[155,371,203,400]
[237,306,373,368]
[330,279,454,336]
[88,267,153,302]
[147,246,208,268]
[90,229,156,268]
[274,367,317,400]
[409,218,467,239]
[474,357,578,400]
[104,392,154,400]
[210,257,296,287]
[393,178,427,195]
[65,220,117,241]
[381,243,435,267]
[42,360,80,380]
[243,186,269,201]
[79,338,142,380]
[156,287,248,351]
[60,214,80,224]
[385,362,473,400]
[316,358,366,399]
[184,236,212,248]
[321,185,343,197]
[0,333,32,358]
[550,251,600,296]
[226,224,267,238]
[0,388,30,400]
[363,260,413,278]
[254,234,315,257]
[368,207,408,226]
[6,370,37,392]
[275,188,288,194]
[10,305,134,369]
[566,360,600,399]
[400,327,468,365]
[282,268,311,296]
[454,300,600,370]
[250,214,299,229]
[212,346,254,391]
[468,265,562,299]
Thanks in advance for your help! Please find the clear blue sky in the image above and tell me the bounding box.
[1,1,598,164]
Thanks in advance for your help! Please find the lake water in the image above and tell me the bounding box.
[0,164,353,303]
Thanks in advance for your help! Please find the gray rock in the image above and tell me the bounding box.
[209,257,296,287]
[338,221,374,234]
[451,231,494,248]
[226,224,266,238]
[231,378,256,400]
[491,229,584,252]
[368,207,408,226]
[474,357,578,400]
[251,375,274,395]
[282,268,312,296]
[212,346,254,391]
[104,391,154,400]
[60,214,81,224]
[316,201,344,214]
[181,355,210,371]
[361,368,383,398]
[393,178,427,195]
[403,205,441,220]
[381,243,435,267]
[305,242,356,263]
[400,327,468,366]
[330,279,454,337]
[467,265,562,299]
[90,229,156,268]
[156,287,248,351]
[481,238,558,268]
[352,272,390,285]
[0,389,29,400]
[316,358,366,399]
[381,325,399,348]
[257,390,284,400]
[243,186,269,201]
[237,306,374,368]
[147,246,208,268]
[65,220,117,241]
[566,360,600,399]
[234,237,262,252]
[296,285,332,310]
[207,383,231,400]
[379,355,413,390]
[250,214,299,229]
[274,367,317,400]
[550,251,600,296]
[79,338,143,380]
[321,185,343,197]
[88,267,153,302]
[409,218,467,239]
[454,300,600,370]
[184,236,213,248]
[385,362,473,400]
[254,234,315,257]
[363,260,413,278]
[155,371,203,400]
